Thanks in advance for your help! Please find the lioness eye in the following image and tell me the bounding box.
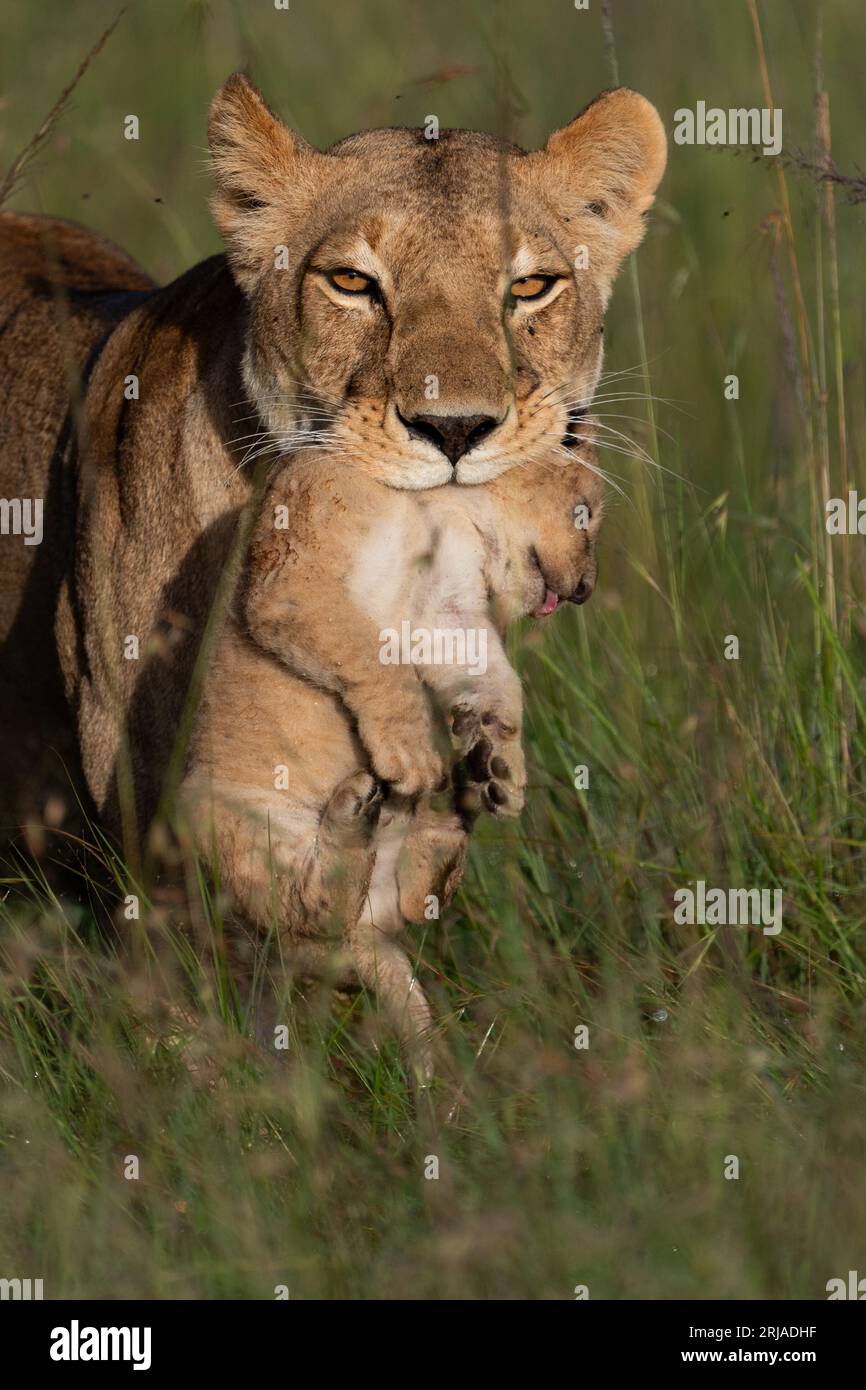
[329,268,373,294]
[511,274,557,301]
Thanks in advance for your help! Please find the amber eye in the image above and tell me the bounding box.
[328,268,373,294]
[511,274,557,301]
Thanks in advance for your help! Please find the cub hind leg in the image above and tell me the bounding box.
[348,913,435,1086]
[348,796,469,1086]
[180,768,382,938]
[396,798,469,924]
[347,798,436,1083]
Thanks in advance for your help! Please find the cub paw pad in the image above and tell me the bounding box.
[450,704,521,818]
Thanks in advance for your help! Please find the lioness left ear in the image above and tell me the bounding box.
[209,72,328,290]
[531,88,667,280]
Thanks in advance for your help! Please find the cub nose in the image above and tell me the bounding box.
[571,558,598,605]
[400,411,499,465]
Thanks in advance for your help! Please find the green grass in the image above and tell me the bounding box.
[2,0,866,1298]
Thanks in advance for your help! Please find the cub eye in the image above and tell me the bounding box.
[328,268,374,295]
[511,274,558,301]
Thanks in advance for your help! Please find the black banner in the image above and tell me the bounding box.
[3,1299,861,1375]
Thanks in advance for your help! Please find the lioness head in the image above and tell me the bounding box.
[209,74,665,489]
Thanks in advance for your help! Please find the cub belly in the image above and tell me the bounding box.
[179,618,381,936]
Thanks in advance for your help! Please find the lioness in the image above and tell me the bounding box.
[0,75,665,852]
[179,444,603,1061]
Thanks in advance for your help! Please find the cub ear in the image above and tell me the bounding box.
[532,88,667,281]
[208,72,326,289]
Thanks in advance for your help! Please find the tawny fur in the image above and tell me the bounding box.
[0,78,665,1071]
[179,446,604,1069]
[0,78,664,842]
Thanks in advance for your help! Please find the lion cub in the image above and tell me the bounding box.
[179,447,602,1060]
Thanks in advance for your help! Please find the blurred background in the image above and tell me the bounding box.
[1,0,865,1300]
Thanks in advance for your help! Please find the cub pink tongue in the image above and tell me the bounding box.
[534,589,559,618]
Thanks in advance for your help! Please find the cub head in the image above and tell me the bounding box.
[210,73,666,489]
[482,437,606,624]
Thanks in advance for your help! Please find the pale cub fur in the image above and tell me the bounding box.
[179,447,603,1067]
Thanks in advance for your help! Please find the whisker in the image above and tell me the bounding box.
[520,438,631,500]
[549,446,629,501]
[582,421,657,469]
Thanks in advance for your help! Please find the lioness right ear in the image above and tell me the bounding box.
[208,72,325,290]
[531,88,667,285]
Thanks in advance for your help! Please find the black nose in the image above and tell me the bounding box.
[571,562,598,605]
[399,411,499,465]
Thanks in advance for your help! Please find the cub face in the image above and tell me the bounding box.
[485,445,606,623]
[412,432,605,628]
[245,443,604,637]
[209,75,666,491]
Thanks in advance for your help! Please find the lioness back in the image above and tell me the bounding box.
[0,213,154,831]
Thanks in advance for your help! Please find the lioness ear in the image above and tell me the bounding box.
[533,88,667,282]
[208,72,326,289]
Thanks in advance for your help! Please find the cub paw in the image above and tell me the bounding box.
[451,703,526,818]
[325,771,385,838]
[357,713,446,798]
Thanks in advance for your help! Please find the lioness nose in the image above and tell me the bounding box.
[401,411,499,465]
